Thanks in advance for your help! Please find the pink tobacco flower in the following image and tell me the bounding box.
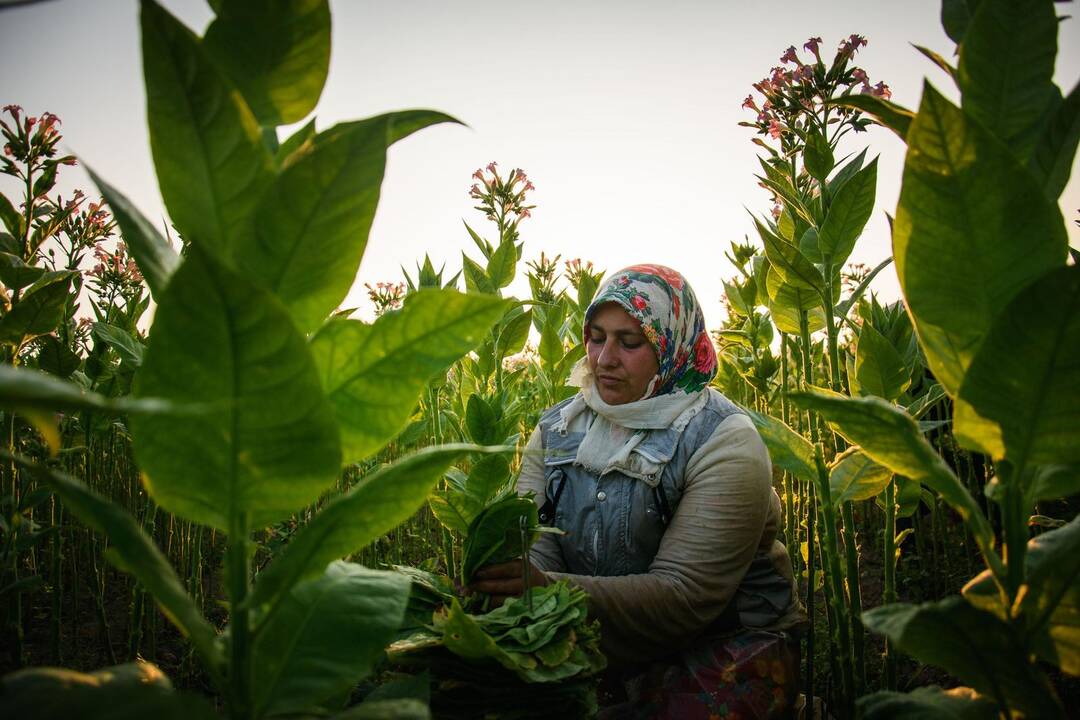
[486,161,498,173]
[838,34,868,60]
[768,119,783,139]
[742,95,759,112]
[472,168,484,180]
[803,37,822,57]
[871,81,892,99]
[780,46,801,65]
[770,67,790,87]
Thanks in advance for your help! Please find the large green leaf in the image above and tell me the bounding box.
[789,388,999,574]
[965,517,1080,675]
[1030,81,1080,199]
[241,112,458,334]
[251,562,410,718]
[765,268,822,312]
[954,264,1079,465]
[428,481,474,535]
[857,686,998,720]
[755,218,824,294]
[1019,517,1080,675]
[1019,518,1080,677]
[462,253,495,294]
[830,448,892,505]
[957,0,1057,160]
[941,0,977,44]
[461,496,538,584]
[17,460,223,681]
[0,191,24,238]
[310,290,507,462]
[766,272,825,335]
[496,308,532,361]
[487,239,517,289]
[1028,464,1080,505]
[862,598,1062,718]
[0,365,170,421]
[202,0,330,127]
[816,157,877,267]
[746,410,815,484]
[893,83,1067,396]
[463,455,512,511]
[247,445,479,612]
[465,393,501,445]
[828,95,913,141]
[0,661,217,720]
[0,252,45,290]
[141,0,273,262]
[91,323,144,369]
[855,323,910,402]
[34,335,80,378]
[0,270,76,345]
[802,130,834,182]
[538,310,564,368]
[131,246,341,531]
[86,166,179,299]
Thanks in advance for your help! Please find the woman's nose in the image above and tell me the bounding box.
[597,340,619,367]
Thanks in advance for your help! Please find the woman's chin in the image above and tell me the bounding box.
[597,386,629,405]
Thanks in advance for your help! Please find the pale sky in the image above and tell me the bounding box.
[2,0,1078,328]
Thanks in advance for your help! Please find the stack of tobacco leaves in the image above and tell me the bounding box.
[388,569,606,719]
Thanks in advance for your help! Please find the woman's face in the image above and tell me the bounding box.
[586,303,659,405]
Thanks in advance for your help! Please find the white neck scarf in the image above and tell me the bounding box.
[560,359,707,475]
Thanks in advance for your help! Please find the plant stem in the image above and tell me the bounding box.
[883,475,897,691]
[228,512,251,720]
[798,309,818,706]
[814,443,854,716]
[841,499,864,697]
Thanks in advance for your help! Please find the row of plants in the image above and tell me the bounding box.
[714,0,1078,716]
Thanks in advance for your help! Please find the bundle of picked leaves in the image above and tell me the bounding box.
[384,442,606,716]
[388,580,605,719]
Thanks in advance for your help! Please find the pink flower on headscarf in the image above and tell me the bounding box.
[631,295,647,310]
[692,331,717,374]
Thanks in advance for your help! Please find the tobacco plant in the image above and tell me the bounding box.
[0,1,510,718]
[735,31,904,715]
[740,0,1078,716]
[809,0,1079,715]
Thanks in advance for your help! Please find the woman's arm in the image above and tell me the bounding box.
[547,413,774,665]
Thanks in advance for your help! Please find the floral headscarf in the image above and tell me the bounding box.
[584,264,717,398]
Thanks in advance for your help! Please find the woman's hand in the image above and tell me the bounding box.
[469,558,550,608]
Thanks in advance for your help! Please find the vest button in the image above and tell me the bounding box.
[596,491,607,502]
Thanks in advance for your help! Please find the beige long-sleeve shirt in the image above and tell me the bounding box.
[518,413,803,665]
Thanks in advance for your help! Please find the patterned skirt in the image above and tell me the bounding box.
[597,629,800,719]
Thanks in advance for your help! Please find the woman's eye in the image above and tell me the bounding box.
[588,335,604,344]
[621,340,642,349]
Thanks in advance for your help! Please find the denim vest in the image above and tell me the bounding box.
[537,389,793,629]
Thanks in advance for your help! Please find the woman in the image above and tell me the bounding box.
[472,264,805,718]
